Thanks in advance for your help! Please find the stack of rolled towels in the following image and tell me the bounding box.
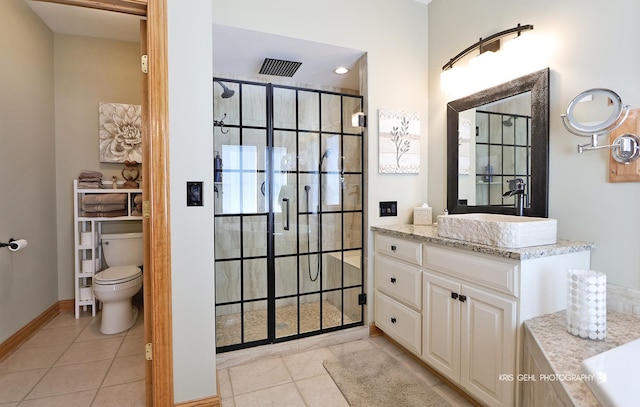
[78,170,103,189]
[82,193,128,217]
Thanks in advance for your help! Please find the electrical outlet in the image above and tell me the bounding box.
[379,201,397,217]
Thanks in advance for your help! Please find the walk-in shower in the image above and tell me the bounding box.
[213,78,364,352]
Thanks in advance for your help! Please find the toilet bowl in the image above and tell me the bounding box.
[92,233,143,334]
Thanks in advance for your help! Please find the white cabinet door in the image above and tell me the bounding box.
[460,284,517,407]
[422,271,461,382]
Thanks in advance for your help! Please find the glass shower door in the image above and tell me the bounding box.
[214,79,364,352]
[214,80,271,348]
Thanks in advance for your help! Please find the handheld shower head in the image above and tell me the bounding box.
[320,149,332,168]
[214,80,235,99]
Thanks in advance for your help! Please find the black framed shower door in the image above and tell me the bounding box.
[213,78,364,353]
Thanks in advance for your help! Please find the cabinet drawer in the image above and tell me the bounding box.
[375,291,421,354]
[375,255,421,310]
[425,245,518,296]
[376,234,422,266]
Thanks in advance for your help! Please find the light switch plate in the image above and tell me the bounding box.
[380,201,397,217]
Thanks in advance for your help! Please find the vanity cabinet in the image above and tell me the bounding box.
[374,234,423,354]
[372,226,592,407]
[423,257,517,407]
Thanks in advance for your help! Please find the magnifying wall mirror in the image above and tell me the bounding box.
[447,68,550,217]
[561,88,639,163]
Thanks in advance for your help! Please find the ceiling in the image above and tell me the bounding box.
[25,1,142,43]
[25,1,365,91]
[212,25,363,91]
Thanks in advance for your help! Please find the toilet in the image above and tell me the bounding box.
[92,232,143,334]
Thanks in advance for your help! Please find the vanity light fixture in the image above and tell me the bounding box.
[442,23,534,72]
[441,23,535,94]
[334,66,349,75]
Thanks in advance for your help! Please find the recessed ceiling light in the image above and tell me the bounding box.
[334,66,349,75]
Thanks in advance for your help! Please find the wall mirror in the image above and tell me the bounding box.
[447,68,550,217]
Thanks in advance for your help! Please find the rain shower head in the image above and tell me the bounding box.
[503,116,514,127]
[214,80,235,99]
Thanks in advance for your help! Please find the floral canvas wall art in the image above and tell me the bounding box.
[378,110,420,173]
[99,102,142,163]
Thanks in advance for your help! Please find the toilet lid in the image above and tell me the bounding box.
[94,265,142,284]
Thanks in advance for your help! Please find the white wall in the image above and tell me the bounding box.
[0,0,58,343]
[167,0,216,403]
[427,0,640,289]
[212,0,430,324]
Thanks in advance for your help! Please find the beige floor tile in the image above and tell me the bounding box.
[431,383,475,407]
[370,334,406,355]
[327,338,375,356]
[0,402,18,406]
[0,344,68,374]
[102,354,145,386]
[295,374,349,407]
[42,312,92,331]
[221,397,235,407]
[21,326,84,349]
[229,357,292,395]
[282,347,334,380]
[92,380,145,407]
[26,359,111,399]
[233,382,304,407]
[74,317,126,342]
[217,368,233,399]
[0,369,47,403]
[116,334,145,358]
[54,337,123,366]
[126,311,145,336]
[17,389,96,407]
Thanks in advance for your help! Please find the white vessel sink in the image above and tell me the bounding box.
[581,338,640,407]
[436,213,557,248]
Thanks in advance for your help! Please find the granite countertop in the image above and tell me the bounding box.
[524,310,640,406]
[370,224,594,261]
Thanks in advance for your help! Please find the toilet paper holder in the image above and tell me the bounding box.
[1,238,28,252]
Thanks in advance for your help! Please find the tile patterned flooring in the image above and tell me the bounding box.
[217,334,475,407]
[1,310,474,407]
[0,310,145,406]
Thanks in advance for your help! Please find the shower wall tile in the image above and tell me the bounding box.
[214,217,241,259]
[273,88,297,129]
[298,91,319,131]
[215,261,241,304]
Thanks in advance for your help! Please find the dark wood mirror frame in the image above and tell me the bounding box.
[446,68,550,217]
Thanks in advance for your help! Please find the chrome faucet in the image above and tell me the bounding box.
[502,178,527,216]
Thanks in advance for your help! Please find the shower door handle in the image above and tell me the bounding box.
[282,198,290,231]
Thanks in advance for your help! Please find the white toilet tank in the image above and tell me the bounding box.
[101,232,143,267]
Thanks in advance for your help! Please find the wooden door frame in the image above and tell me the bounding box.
[145,1,174,405]
[34,1,174,405]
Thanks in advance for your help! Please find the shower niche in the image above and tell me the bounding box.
[213,79,365,352]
